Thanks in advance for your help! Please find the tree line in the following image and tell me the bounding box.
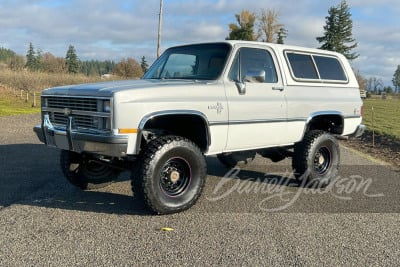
[0,43,149,79]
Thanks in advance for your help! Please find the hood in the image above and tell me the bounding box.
[41,79,206,97]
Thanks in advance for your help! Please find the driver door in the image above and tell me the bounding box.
[224,46,288,151]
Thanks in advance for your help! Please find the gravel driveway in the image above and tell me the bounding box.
[0,114,399,266]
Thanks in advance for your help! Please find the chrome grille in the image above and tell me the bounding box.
[43,96,111,132]
[46,97,98,111]
[53,113,98,129]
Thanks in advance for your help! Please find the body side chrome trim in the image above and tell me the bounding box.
[209,118,307,126]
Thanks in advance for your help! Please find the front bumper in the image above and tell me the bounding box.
[33,115,128,157]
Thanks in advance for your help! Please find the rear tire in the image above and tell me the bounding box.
[292,130,340,187]
[132,136,206,214]
[60,150,119,190]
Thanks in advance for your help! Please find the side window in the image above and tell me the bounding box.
[313,55,347,81]
[229,48,278,83]
[286,53,318,79]
[286,51,348,82]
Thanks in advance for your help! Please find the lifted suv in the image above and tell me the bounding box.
[34,41,365,214]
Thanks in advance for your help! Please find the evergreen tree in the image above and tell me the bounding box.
[316,0,358,60]
[276,27,288,44]
[36,48,44,71]
[227,10,257,41]
[140,56,149,73]
[393,65,400,93]
[0,47,16,62]
[26,42,37,71]
[65,45,79,73]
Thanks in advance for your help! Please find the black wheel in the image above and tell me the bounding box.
[217,151,256,168]
[292,130,340,187]
[132,136,206,214]
[60,150,119,190]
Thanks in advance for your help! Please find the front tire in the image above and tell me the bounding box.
[132,136,206,214]
[292,130,340,187]
[60,150,119,190]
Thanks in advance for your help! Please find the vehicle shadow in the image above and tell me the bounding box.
[0,144,302,216]
[206,156,301,187]
[1,144,397,215]
[0,144,151,215]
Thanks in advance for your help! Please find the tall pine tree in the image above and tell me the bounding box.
[140,56,149,73]
[65,45,79,73]
[276,27,288,44]
[316,0,358,60]
[26,42,37,71]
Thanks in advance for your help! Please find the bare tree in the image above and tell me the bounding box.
[258,8,284,43]
[366,77,383,94]
[113,58,144,79]
[354,69,367,92]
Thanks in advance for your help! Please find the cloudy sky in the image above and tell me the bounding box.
[0,0,399,85]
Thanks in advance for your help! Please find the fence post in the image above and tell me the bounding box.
[32,92,37,107]
[371,106,375,147]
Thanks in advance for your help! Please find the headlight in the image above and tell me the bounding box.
[103,100,111,112]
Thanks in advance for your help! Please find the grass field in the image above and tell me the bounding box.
[362,98,400,139]
[0,69,104,117]
[0,90,41,116]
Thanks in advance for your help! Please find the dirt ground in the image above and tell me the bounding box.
[344,130,400,169]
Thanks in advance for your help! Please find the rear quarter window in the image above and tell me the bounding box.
[313,55,347,81]
[286,51,348,83]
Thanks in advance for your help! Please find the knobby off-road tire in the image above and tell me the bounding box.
[132,135,206,215]
[292,130,340,187]
[60,150,119,190]
[217,151,256,168]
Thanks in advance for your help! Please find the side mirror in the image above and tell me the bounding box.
[245,70,266,83]
[235,81,246,95]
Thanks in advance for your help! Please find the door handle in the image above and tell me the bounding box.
[272,86,284,91]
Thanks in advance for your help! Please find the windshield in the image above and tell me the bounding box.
[143,43,231,80]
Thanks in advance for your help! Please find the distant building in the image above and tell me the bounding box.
[101,74,113,79]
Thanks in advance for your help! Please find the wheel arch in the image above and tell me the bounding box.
[136,110,211,154]
[304,111,344,135]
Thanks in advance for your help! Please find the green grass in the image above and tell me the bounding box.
[0,92,41,116]
[362,98,400,138]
